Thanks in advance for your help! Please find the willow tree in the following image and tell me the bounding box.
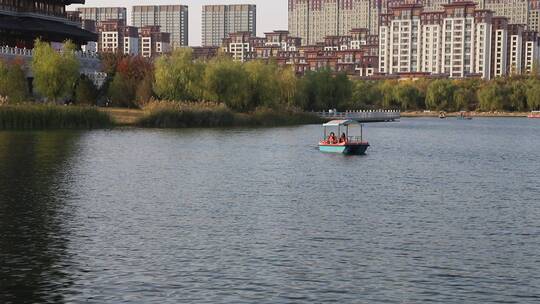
[154,48,205,101]
[244,60,280,109]
[477,81,508,111]
[0,59,28,103]
[32,39,80,102]
[526,79,540,110]
[425,80,455,111]
[394,82,422,110]
[276,66,298,108]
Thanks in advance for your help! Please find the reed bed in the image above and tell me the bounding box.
[137,101,322,128]
[0,104,113,130]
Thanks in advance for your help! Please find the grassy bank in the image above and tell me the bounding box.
[100,108,144,126]
[136,102,323,128]
[0,104,113,130]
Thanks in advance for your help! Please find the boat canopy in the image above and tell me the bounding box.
[323,120,357,127]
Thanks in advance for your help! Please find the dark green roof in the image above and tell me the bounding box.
[0,15,97,43]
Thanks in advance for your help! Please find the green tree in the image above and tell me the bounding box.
[296,69,352,111]
[0,59,28,103]
[426,80,455,111]
[508,80,527,111]
[276,66,298,107]
[477,81,508,111]
[454,79,480,111]
[136,73,155,106]
[203,57,249,111]
[348,80,381,109]
[244,60,280,109]
[526,79,540,110]
[394,82,422,110]
[74,75,98,105]
[154,48,204,101]
[299,69,334,110]
[378,80,398,108]
[32,39,80,102]
[108,73,134,107]
[453,87,474,111]
[334,73,352,110]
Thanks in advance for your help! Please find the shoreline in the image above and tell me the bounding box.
[1,105,534,131]
[0,105,323,130]
[401,111,530,118]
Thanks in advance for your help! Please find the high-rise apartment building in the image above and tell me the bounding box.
[78,7,127,24]
[139,26,171,58]
[289,0,540,46]
[288,0,380,45]
[492,17,509,78]
[508,24,525,74]
[132,5,188,48]
[522,30,540,73]
[97,20,139,55]
[378,0,540,79]
[202,4,256,47]
[378,3,423,75]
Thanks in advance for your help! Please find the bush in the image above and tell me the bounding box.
[137,101,236,128]
[136,101,322,128]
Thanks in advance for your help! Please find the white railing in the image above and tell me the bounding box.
[0,46,103,84]
[0,46,99,60]
[317,109,401,122]
[0,46,33,57]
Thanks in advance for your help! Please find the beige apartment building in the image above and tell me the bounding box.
[97,20,139,55]
[202,4,256,47]
[77,7,127,24]
[378,1,540,79]
[288,0,380,45]
[289,0,540,45]
[132,5,188,48]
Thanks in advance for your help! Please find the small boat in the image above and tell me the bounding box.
[439,111,447,119]
[319,120,369,155]
[457,111,473,120]
[528,111,540,118]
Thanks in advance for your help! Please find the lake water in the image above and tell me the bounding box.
[1,118,539,303]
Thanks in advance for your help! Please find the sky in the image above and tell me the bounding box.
[68,0,288,46]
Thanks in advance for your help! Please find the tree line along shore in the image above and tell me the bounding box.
[0,40,539,129]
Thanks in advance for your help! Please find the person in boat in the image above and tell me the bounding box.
[328,132,337,144]
[339,133,347,143]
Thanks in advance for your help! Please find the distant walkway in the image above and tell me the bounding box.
[317,110,400,122]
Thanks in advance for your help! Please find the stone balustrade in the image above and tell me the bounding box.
[0,46,105,87]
